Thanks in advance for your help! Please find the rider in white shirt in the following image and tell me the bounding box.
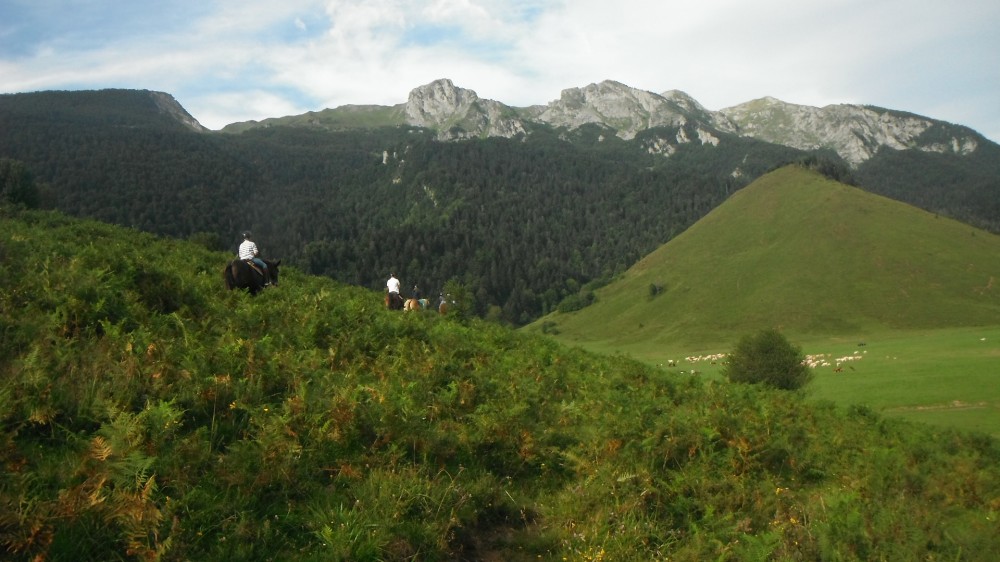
[386,273,401,296]
[239,232,269,281]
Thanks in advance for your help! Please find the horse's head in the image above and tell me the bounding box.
[267,259,281,286]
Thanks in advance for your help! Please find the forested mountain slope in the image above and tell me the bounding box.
[232,79,1000,234]
[2,207,999,561]
[2,87,999,323]
[0,89,807,324]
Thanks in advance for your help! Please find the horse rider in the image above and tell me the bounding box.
[387,273,401,301]
[411,284,421,301]
[239,231,269,284]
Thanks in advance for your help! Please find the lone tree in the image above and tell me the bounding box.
[723,328,813,390]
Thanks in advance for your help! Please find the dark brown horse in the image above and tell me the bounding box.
[223,259,280,296]
[385,292,404,310]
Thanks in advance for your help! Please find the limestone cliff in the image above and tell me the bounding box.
[717,97,978,166]
[404,78,526,140]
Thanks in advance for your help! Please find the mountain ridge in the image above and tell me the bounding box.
[222,78,989,167]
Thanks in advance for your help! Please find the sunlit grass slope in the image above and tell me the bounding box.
[220,104,407,133]
[531,165,1000,348]
[2,207,1000,561]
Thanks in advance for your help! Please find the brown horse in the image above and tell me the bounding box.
[403,298,421,312]
[223,259,280,296]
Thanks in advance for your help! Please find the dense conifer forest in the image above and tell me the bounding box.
[2,89,999,323]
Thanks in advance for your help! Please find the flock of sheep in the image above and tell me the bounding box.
[803,351,866,371]
[662,350,868,373]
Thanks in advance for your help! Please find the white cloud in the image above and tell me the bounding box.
[189,90,310,129]
[0,0,998,140]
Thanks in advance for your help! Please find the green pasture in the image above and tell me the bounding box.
[551,326,1000,437]
[529,168,1000,438]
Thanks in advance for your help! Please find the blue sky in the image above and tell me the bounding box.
[1,0,997,142]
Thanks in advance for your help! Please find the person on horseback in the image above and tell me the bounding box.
[411,284,421,301]
[387,273,400,297]
[239,231,269,285]
[386,273,403,309]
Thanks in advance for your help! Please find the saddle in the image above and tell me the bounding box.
[243,259,265,278]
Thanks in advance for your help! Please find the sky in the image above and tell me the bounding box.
[1,0,998,142]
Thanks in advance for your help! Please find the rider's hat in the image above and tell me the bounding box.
[242,231,251,238]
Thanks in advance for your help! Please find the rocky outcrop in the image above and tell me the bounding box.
[404,79,526,140]
[533,80,695,139]
[399,78,983,166]
[717,97,978,166]
[400,79,730,159]
[149,91,207,132]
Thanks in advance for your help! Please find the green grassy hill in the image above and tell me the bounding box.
[2,207,999,561]
[220,104,408,133]
[531,165,1000,348]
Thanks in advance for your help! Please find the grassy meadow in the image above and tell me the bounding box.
[554,327,1000,438]
[3,205,1000,561]
[528,166,1000,437]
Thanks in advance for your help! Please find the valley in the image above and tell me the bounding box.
[526,166,1000,437]
[548,326,1000,437]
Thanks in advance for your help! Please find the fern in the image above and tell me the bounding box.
[2,209,1000,561]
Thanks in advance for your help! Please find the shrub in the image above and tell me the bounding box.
[556,291,595,313]
[723,328,813,390]
[648,283,664,298]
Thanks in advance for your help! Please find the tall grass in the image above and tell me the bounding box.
[2,207,999,560]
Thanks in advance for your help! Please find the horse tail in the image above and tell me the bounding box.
[223,261,236,290]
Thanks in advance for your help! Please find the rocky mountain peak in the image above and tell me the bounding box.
[659,89,706,113]
[535,80,697,140]
[718,97,979,166]
[403,78,525,140]
[404,78,479,128]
